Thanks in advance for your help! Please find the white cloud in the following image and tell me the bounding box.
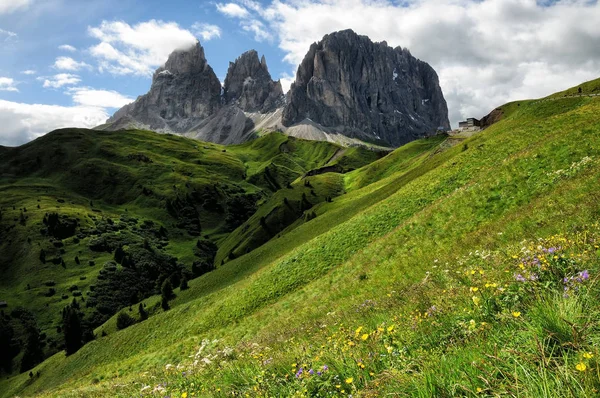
[0,0,32,14]
[88,19,197,76]
[21,70,36,75]
[0,99,108,146]
[0,77,18,92]
[58,44,77,52]
[191,22,222,41]
[40,73,81,88]
[244,0,600,127]
[216,3,250,18]
[216,2,272,41]
[0,28,17,41]
[53,56,90,71]
[66,87,132,108]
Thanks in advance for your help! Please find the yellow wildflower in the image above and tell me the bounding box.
[583,352,594,359]
[576,362,587,372]
[512,311,521,318]
[470,287,479,292]
[182,393,188,398]
[472,296,481,306]
[345,377,354,384]
[361,333,369,341]
[387,325,395,332]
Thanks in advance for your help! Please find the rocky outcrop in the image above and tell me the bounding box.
[102,31,450,148]
[224,50,283,113]
[282,29,450,147]
[105,42,222,134]
[102,43,284,143]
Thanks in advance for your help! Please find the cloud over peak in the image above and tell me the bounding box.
[88,19,197,76]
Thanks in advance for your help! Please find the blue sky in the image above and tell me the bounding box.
[1,0,600,146]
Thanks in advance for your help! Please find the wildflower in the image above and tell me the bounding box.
[317,371,322,376]
[361,333,369,341]
[583,352,594,359]
[346,377,354,384]
[295,368,303,378]
[514,274,526,282]
[182,393,188,398]
[472,296,481,306]
[387,325,395,332]
[512,311,521,318]
[580,270,590,280]
[576,362,587,372]
[308,369,314,375]
[323,365,329,371]
[470,287,479,292]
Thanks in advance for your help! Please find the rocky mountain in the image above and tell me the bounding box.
[224,50,284,113]
[101,43,284,144]
[101,30,449,148]
[105,43,222,134]
[282,29,450,147]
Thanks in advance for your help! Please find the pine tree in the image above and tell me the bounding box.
[180,275,189,291]
[138,303,148,321]
[62,305,82,355]
[161,279,173,310]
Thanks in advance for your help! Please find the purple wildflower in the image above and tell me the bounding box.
[529,273,539,281]
[580,270,590,280]
[323,365,329,371]
[317,371,322,376]
[515,273,526,282]
[295,368,303,378]
[308,369,314,375]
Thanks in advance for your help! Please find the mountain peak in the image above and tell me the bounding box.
[282,30,449,146]
[223,50,283,112]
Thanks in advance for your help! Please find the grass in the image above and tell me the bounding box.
[0,130,371,378]
[2,81,600,397]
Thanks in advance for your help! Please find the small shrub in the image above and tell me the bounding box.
[116,312,135,330]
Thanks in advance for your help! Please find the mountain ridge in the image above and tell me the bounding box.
[101,30,449,148]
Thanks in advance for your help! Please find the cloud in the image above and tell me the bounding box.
[88,19,197,76]
[0,99,108,146]
[58,44,77,52]
[216,3,250,18]
[53,56,90,71]
[191,22,222,41]
[0,77,18,92]
[66,87,132,108]
[238,0,600,127]
[0,28,17,41]
[21,70,36,75]
[40,73,81,88]
[216,2,272,41]
[0,0,32,14]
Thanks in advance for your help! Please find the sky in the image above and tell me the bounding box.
[0,0,599,146]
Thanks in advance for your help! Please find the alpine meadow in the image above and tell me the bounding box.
[1,2,600,397]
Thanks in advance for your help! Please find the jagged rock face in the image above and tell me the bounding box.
[224,50,283,113]
[104,44,284,143]
[106,42,222,133]
[282,29,450,147]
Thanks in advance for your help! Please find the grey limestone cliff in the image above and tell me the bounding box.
[102,43,284,143]
[282,29,450,147]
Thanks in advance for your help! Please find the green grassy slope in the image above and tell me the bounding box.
[0,130,377,377]
[4,85,600,397]
[547,76,600,98]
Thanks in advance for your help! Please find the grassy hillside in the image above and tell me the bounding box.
[547,77,600,98]
[0,130,376,377]
[4,84,600,397]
